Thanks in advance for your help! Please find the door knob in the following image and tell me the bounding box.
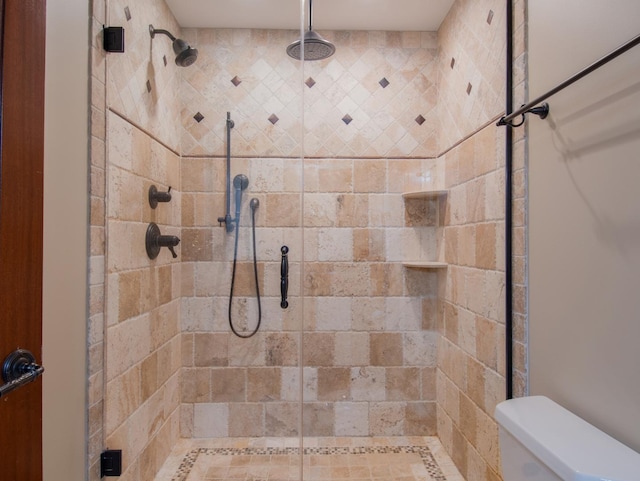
[0,349,44,398]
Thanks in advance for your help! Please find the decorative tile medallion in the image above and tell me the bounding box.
[415,115,426,125]
[231,76,242,87]
[342,114,353,125]
[379,77,390,88]
[193,112,204,123]
[305,77,316,88]
[268,114,279,125]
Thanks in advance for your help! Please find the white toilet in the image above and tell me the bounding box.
[495,396,640,481]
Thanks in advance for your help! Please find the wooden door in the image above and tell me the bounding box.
[0,0,46,480]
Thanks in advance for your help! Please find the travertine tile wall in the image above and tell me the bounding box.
[511,0,528,400]
[177,23,446,440]
[436,123,506,481]
[104,112,182,481]
[97,1,187,480]
[179,29,440,158]
[435,1,527,481]
[107,0,183,152]
[87,0,530,479]
[88,0,107,479]
[438,0,507,148]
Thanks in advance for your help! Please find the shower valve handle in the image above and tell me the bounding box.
[148,185,172,209]
[280,245,289,309]
[145,223,180,259]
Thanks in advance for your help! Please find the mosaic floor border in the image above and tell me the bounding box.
[171,445,447,481]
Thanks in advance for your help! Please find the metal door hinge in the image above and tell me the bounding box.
[100,450,122,477]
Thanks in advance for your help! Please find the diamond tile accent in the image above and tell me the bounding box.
[193,112,204,123]
[124,6,131,21]
[268,114,279,124]
[177,28,442,157]
[415,115,426,125]
[467,83,473,95]
[450,57,456,69]
[342,114,353,125]
[146,80,152,93]
[487,9,494,25]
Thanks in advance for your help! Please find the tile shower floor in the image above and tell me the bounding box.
[154,437,465,481]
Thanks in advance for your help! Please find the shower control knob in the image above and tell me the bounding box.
[145,222,180,259]
[149,185,172,209]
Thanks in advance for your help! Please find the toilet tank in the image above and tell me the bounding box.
[495,396,640,481]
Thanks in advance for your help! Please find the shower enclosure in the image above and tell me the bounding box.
[174,20,440,443]
[98,0,509,479]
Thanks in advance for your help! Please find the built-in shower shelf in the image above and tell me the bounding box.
[402,261,448,269]
[401,189,448,199]
[402,190,448,269]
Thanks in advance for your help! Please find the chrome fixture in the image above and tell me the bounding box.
[287,0,335,61]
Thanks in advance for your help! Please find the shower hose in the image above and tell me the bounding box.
[228,200,261,338]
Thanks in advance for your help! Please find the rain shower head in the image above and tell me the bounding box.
[149,24,198,67]
[287,0,335,61]
[287,30,336,61]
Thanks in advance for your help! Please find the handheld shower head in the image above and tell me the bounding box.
[233,174,249,221]
[233,174,249,191]
[149,24,198,67]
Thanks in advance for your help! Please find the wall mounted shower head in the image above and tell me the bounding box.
[149,24,198,67]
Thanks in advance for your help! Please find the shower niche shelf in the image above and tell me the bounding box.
[402,261,448,269]
[402,189,448,270]
[401,189,448,200]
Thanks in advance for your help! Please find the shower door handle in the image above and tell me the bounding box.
[0,349,44,398]
[280,245,289,309]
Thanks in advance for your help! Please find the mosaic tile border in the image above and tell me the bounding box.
[171,445,447,481]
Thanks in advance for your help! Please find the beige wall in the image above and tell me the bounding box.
[529,0,640,453]
[43,0,89,480]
